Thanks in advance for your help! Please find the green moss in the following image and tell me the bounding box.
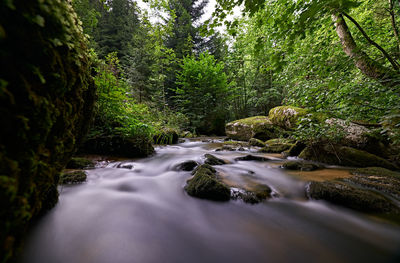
[66,157,94,169]
[59,170,87,184]
[153,128,179,145]
[249,138,265,147]
[225,116,280,141]
[351,167,400,179]
[260,138,295,153]
[0,1,96,261]
[268,106,308,129]
[185,165,230,201]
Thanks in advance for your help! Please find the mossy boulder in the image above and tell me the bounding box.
[286,141,306,157]
[204,154,228,165]
[260,138,295,153]
[66,157,95,169]
[185,165,231,201]
[307,181,400,214]
[59,171,87,184]
[231,184,272,204]
[249,138,265,147]
[175,160,198,171]
[282,160,323,171]
[299,144,398,170]
[235,155,270,162]
[225,116,280,141]
[153,128,179,145]
[268,106,308,129]
[80,134,154,158]
[348,167,400,198]
[0,1,96,261]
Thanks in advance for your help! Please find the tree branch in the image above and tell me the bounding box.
[389,0,400,57]
[342,11,400,71]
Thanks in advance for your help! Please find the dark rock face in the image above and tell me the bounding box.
[204,154,228,165]
[60,171,87,184]
[66,157,95,169]
[307,181,400,214]
[80,135,154,158]
[0,1,96,261]
[282,160,323,171]
[185,165,231,201]
[299,144,398,170]
[235,155,270,162]
[176,160,198,171]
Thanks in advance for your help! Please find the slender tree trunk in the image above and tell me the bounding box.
[389,0,400,56]
[331,12,400,89]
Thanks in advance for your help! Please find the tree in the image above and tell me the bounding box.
[175,53,229,134]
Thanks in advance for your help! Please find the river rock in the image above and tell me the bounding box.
[249,138,265,147]
[235,155,270,162]
[268,106,308,129]
[225,116,280,141]
[176,160,198,171]
[60,171,87,184]
[307,181,400,214]
[204,154,228,165]
[231,184,272,204]
[185,165,230,201]
[153,128,179,144]
[260,138,295,153]
[282,160,323,171]
[348,167,400,198]
[299,144,398,170]
[66,157,95,169]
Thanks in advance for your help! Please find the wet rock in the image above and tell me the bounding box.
[282,160,323,171]
[117,163,134,169]
[231,184,272,204]
[299,144,398,170]
[185,165,230,201]
[347,167,400,198]
[60,171,87,184]
[225,116,280,141]
[204,154,228,165]
[215,145,235,151]
[307,181,400,214]
[249,138,265,147]
[176,160,198,171]
[153,128,179,144]
[260,138,295,153]
[235,155,270,162]
[268,106,308,129]
[66,157,95,169]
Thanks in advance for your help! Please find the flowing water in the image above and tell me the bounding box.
[23,139,400,263]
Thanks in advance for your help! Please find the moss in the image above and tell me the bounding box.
[59,170,87,184]
[66,157,94,169]
[268,106,308,129]
[249,138,265,147]
[204,154,227,165]
[260,138,295,153]
[225,116,279,141]
[308,181,400,214]
[153,128,179,145]
[185,165,230,201]
[351,167,400,179]
[235,155,270,162]
[0,1,96,261]
[299,145,398,170]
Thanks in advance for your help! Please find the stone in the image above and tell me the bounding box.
[282,160,323,171]
[176,160,198,171]
[307,181,400,214]
[153,128,179,144]
[231,184,272,204]
[204,154,228,165]
[59,171,87,184]
[225,116,280,141]
[260,138,295,153]
[235,155,270,162]
[185,165,230,201]
[268,106,308,129]
[249,138,265,147]
[66,157,95,169]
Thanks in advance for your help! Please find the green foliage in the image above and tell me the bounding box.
[175,52,229,134]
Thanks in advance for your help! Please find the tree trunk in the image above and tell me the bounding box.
[331,12,400,90]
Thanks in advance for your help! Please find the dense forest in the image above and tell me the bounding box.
[1,0,400,262]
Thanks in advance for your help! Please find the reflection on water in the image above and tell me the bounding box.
[23,139,400,263]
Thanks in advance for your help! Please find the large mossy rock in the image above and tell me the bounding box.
[308,181,400,214]
[0,1,96,261]
[299,144,398,170]
[260,138,295,153]
[80,134,154,158]
[66,157,95,169]
[268,106,308,129]
[185,165,231,201]
[153,128,179,145]
[225,116,280,141]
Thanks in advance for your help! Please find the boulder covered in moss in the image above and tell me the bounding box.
[80,134,154,158]
[249,138,265,147]
[268,106,308,129]
[66,157,95,169]
[231,184,272,204]
[153,128,179,144]
[307,181,400,214]
[235,155,270,162]
[299,144,398,170]
[282,160,323,171]
[185,165,231,201]
[260,138,295,153]
[204,154,228,165]
[59,171,87,184]
[175,160,198,171]
[0,1,96,261]
[225,116,280,141]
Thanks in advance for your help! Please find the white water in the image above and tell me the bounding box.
[23,139,400,263]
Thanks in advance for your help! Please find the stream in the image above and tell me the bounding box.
[22,138,400,263]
